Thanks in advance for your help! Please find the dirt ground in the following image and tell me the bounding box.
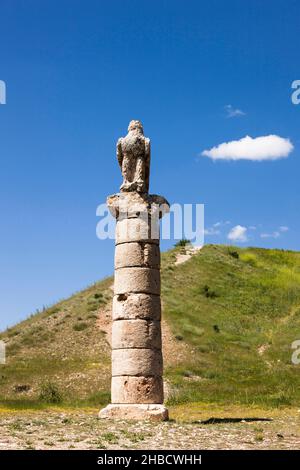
[0,408,299,450]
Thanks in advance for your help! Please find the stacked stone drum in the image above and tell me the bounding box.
[100,192,169,421]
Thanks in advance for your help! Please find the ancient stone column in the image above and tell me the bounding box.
[99,120,169,421]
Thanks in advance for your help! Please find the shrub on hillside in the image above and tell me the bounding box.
[39,382,62,404]
[228,249,239,259]
[73,322,88,331]
[202,284,218,298]
[94,293,103,299]
[175,239,190,248]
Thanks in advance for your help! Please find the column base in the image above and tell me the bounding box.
[99,404,169,422]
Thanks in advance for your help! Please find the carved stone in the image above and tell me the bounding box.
[100,404,168,422]
[115,217,159,245]
[112,320,162,349]
[117,120,150,194]
[112,293,161,321]
[115,242,160,269]
[114,267,160,295]
[112,349,163,377]
[111,376,164,404]
[99,121,169,421]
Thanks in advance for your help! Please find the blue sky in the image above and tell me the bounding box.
[0,0,299,330]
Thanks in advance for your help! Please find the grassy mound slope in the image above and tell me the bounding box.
[1,245,300,409]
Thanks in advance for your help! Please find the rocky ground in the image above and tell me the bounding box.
[0,409,299,450]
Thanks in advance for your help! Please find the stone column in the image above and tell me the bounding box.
[99,192,169,421]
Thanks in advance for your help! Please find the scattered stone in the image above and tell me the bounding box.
[13,385,31,393]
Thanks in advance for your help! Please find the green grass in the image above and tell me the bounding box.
[73,322,89,331]
[162,245,300,407]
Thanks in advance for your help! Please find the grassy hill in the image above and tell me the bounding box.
[1,244,300,411]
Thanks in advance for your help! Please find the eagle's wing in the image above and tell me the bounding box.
[117,138,123,170]
[145,138,151,192]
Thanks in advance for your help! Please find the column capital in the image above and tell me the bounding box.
[107,192,170,220]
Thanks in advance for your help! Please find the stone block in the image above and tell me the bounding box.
[112,349,163,377]
[114,267,160,295]
[111,376,163,404]
[112,293,161,321]
[115,242,160,269]
[99,403,169,422]
[115,218,159,245]
[112,320,161,350]
[107,192,170,220]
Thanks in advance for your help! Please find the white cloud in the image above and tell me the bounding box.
[205,220,231,236]
[213,220,230,227]
[202,135,294,161]
[260,226,289,239]
[260,231,280,239]
[225,104,246,118]
[249,226,257,230]
[204,227,221,236]
[227,225,248,242]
